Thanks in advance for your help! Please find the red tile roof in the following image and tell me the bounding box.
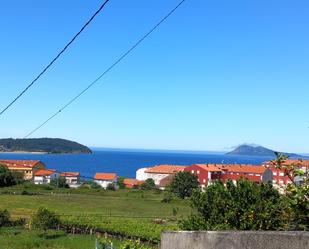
[34,169,57,176]
[123,178,143,186]
[222,164,267,174]
[145,165,187,174]
[0,159,43,169]
[190,163,266,174]
[60,172,80,177]
[264,159,309,168]
[192,164,223,172]
[94,173,117,180]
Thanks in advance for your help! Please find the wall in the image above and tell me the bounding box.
[161,231,309,249]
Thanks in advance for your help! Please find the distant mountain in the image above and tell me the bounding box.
[0,138,92,154]
[227,144,302,158]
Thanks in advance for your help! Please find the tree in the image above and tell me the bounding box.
[0,209,10,227]
[169,171,199,199]
[118,176,125,189]
[50,177,69,188]
[140,178,156,190]
[31,207,60,232]
[271,152,309,230]
[180,179,290,230]
[107,183,116,191]
[0,165,24,187]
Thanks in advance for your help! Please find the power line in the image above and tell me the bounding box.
[0,0,111,117]
[24,0,187,138]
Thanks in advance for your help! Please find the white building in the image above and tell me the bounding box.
[136,165,187,185]
[60,172,81,188]
[33,169,59,185]
[94,172,118,189]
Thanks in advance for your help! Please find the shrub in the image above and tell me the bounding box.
[107,183,116,191]
[169,171,199,199]
[140,179,156,190]
[50,177,69,188]
[181,179,290,231]
[0,209,10,227]
[0,165,24,187]
[31,207,60,232]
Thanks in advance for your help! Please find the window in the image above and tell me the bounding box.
[273,172,277,176]
[279,172,284,177]
[255,174,260,176]
[203,179,206,183]
[197,170,200,174]
[191,170,194,174]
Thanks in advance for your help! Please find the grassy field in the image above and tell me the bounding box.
[0,187,191,242]
[0,227,96,249]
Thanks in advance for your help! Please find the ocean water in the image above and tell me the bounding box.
[0,149,275,178]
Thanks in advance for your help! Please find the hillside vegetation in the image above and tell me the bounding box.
[0,138,92,154]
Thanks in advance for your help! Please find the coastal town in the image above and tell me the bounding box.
[0,158,307,191]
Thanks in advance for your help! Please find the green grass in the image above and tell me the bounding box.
[0,188,190,242]
[0,189,190,218]
[0,227,95,249]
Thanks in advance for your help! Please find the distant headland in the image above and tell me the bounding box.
[227,144,302,158]
[0,138,92,154]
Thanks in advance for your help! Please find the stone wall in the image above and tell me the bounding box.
[161,231,309,249]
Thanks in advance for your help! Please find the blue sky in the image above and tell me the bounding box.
[1,0,308,153]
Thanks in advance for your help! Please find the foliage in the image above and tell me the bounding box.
[107,183,116,191]
[181,179,290,230]
[50,177,69,188]
[0,209,10,227]
[31,207,60,232]
[0,165,24,187]
[118,176,126,189]
[140,179,156,190]
[0,138,91,154]
[99,238,153,249]
[169,171,199,199]
[272,152,309,230]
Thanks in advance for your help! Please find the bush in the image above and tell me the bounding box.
[0,209,10,227]
[181,179,290,231]
[170,171,199,199]
[107,183,116,191]
[0,165,24,187]
[50,177,69,188]
[140,179,156,190]
[31,207,60,232]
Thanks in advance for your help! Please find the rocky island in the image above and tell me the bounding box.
[0,138,92,154]
[227,144,302,158]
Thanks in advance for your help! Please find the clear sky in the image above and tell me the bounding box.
[1,0,308,153]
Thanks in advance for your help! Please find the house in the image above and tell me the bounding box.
[185,163,272,188]
[60,172,81,188]
[220,164,272,184]
[0,159,45,180]
[123,178,144,188]
[33,169,59,184]
[136,165,187,185]
[158,174,175,190]
[184,164,223,188]
[263,159,309,188]
[94,173,118,189]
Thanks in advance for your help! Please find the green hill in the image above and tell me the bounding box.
[0,138,92,154]
[227,144,301,158]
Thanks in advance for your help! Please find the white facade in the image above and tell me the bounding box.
[136,168,170,185]
[33,172,59,185]
[94,179,117,189]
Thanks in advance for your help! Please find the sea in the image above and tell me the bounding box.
[0,148,276,179]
